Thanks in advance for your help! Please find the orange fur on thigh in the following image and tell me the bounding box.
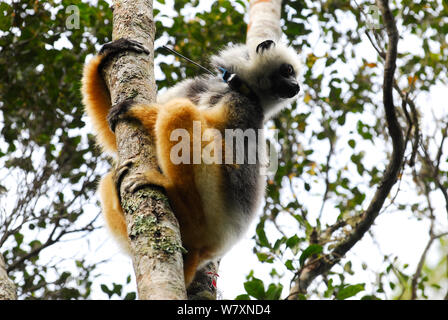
[153,99,210,249]
[128,104,159,136]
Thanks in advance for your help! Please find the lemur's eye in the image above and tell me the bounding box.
[280,63,294,77]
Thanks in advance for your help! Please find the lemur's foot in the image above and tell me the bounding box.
[256,40,275,54]
[123,172,151,194]
[98,38,149,74]
[123,169,169,194]
[114,159,134,191]
[107,98,135,132]
[100,38,149,56]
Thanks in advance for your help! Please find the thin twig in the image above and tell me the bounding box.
[411,232,448,299]
[318,137,335,220]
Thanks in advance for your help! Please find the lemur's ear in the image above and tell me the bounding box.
[256,40,275,54]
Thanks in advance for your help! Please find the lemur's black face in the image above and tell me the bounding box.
[255,40,300,99]
[271,63,300,98]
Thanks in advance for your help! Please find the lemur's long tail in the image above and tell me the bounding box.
[99,171,131,254]
[81,55,118,154]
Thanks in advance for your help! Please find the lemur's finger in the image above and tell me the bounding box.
[107,98,135,132]
[99,38,149,56]
[114,159,133,186]
[123,173,151,194]
[125,39,150,55]
[98,39,150,75]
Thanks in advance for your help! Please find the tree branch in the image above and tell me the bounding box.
[318,136,335,220]
[290,0,405,297]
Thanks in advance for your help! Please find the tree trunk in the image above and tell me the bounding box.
[104,0,186,300]
[0,254,16,300]
[247,0,283,45]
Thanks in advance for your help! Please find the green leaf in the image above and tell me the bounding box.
[285,259,295,271]
[124,292,136,300]
[297,293,307,300]
[14,232,24,246]
[235,294,251,300]
[299,244,323,267]
[101,284,112,298]
[256,221,271,248]
[265,283,283,300]
[348,139,356,148]
[304,182,311,191]
[324,278,334,298]
[343,261,354,275]
[273,237,286,251]
[256,252,274,263]
[244,278,265,300]
[286,234,301,249]
[112,283,123,295]
[336,284,365,300]
[361,295,381,300]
